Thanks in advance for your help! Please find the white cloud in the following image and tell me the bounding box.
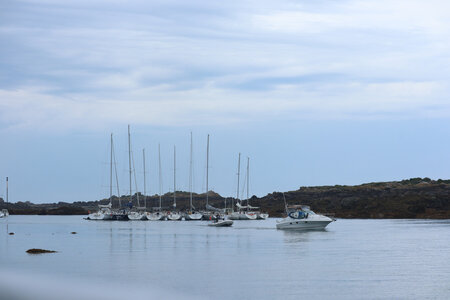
[1,0,450,132]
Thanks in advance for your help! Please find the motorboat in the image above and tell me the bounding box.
[208,219,233,227]
[167,211,182,221]
[276,205,334,230]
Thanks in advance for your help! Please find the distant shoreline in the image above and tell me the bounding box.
[1,177,449,219]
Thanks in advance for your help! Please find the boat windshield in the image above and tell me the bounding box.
[303,208,316,215]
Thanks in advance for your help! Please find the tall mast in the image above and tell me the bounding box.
[128,125,132,205]
[206,134,209,207]
[247,157,250,211]
[143,148,146,208]
[173,145,176,208]
[189,132,193,211]
[158,143,162,210]
[112,138,121,207]
[109,133,113,206]
[132,149,140,207]
[6,177,8,204]
[236,153,241,211]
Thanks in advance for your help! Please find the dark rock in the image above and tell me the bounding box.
[26,248,57,254]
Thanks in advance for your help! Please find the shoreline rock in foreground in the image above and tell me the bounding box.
[26,248,57,254]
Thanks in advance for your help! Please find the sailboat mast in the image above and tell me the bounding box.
[112,138,121,207]
[6,177,8,204]
[109,133,113,206]
[189,132,193,211]
[237,153,241,201]
[128,125,132,205]
[143,148,146,208]
[247,157,250,211]
[206,134,209,207]
[158,143,162,210]
[173,145,176,208]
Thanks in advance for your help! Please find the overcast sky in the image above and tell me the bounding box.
[1,0,450,203]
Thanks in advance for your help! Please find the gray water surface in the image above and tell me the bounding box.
[1,216,449,299]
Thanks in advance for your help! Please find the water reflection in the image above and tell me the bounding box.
[282,229,328,244]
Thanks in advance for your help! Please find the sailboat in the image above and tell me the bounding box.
[243,157,265,219]
[126,125,146,221]
[0,177,9,218]
[202,134,221,220]
[147,144,166,221]
[229,154,256,220]
[167,146,182,221]
[88,134,115,221]
[184,132,203,221]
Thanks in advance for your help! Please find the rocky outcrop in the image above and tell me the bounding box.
[1,178,449,218]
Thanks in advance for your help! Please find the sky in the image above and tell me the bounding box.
[1,0,450,203]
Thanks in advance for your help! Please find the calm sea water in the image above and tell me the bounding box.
[0,216,449,300]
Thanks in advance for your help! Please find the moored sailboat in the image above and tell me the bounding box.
[167,146,182,221]
[126,125,146,221]
[229,154,256,220]
[184,132,203,221]
[147,144,166,221]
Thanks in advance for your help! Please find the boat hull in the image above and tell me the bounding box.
[276,219,332,230]
[208,220,233,227]
[88,212,112,220]
[184,212,203,221]
[146,212,165,221]
[229,212,257,220]
[167,213,182,221]
[128,212,146,220]
[257,213,269,220]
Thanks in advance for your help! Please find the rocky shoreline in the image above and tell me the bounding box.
[1,178,449,219]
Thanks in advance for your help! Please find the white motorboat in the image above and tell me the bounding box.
[276,205,334,230]
[208,219,233,227]
[184,211,203,221]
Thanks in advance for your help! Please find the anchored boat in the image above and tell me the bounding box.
[276,204,334,230]
[208,218,233,227]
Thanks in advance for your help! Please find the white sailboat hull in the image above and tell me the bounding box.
[88,211,112,220]
[128,211,146,220]
[229,212,257,220]
[257,213,269,220]
[167,213,182,221]
[184,212,203,221]
[147,212,165,221]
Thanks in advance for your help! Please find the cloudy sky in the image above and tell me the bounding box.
[1,0,450,203]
